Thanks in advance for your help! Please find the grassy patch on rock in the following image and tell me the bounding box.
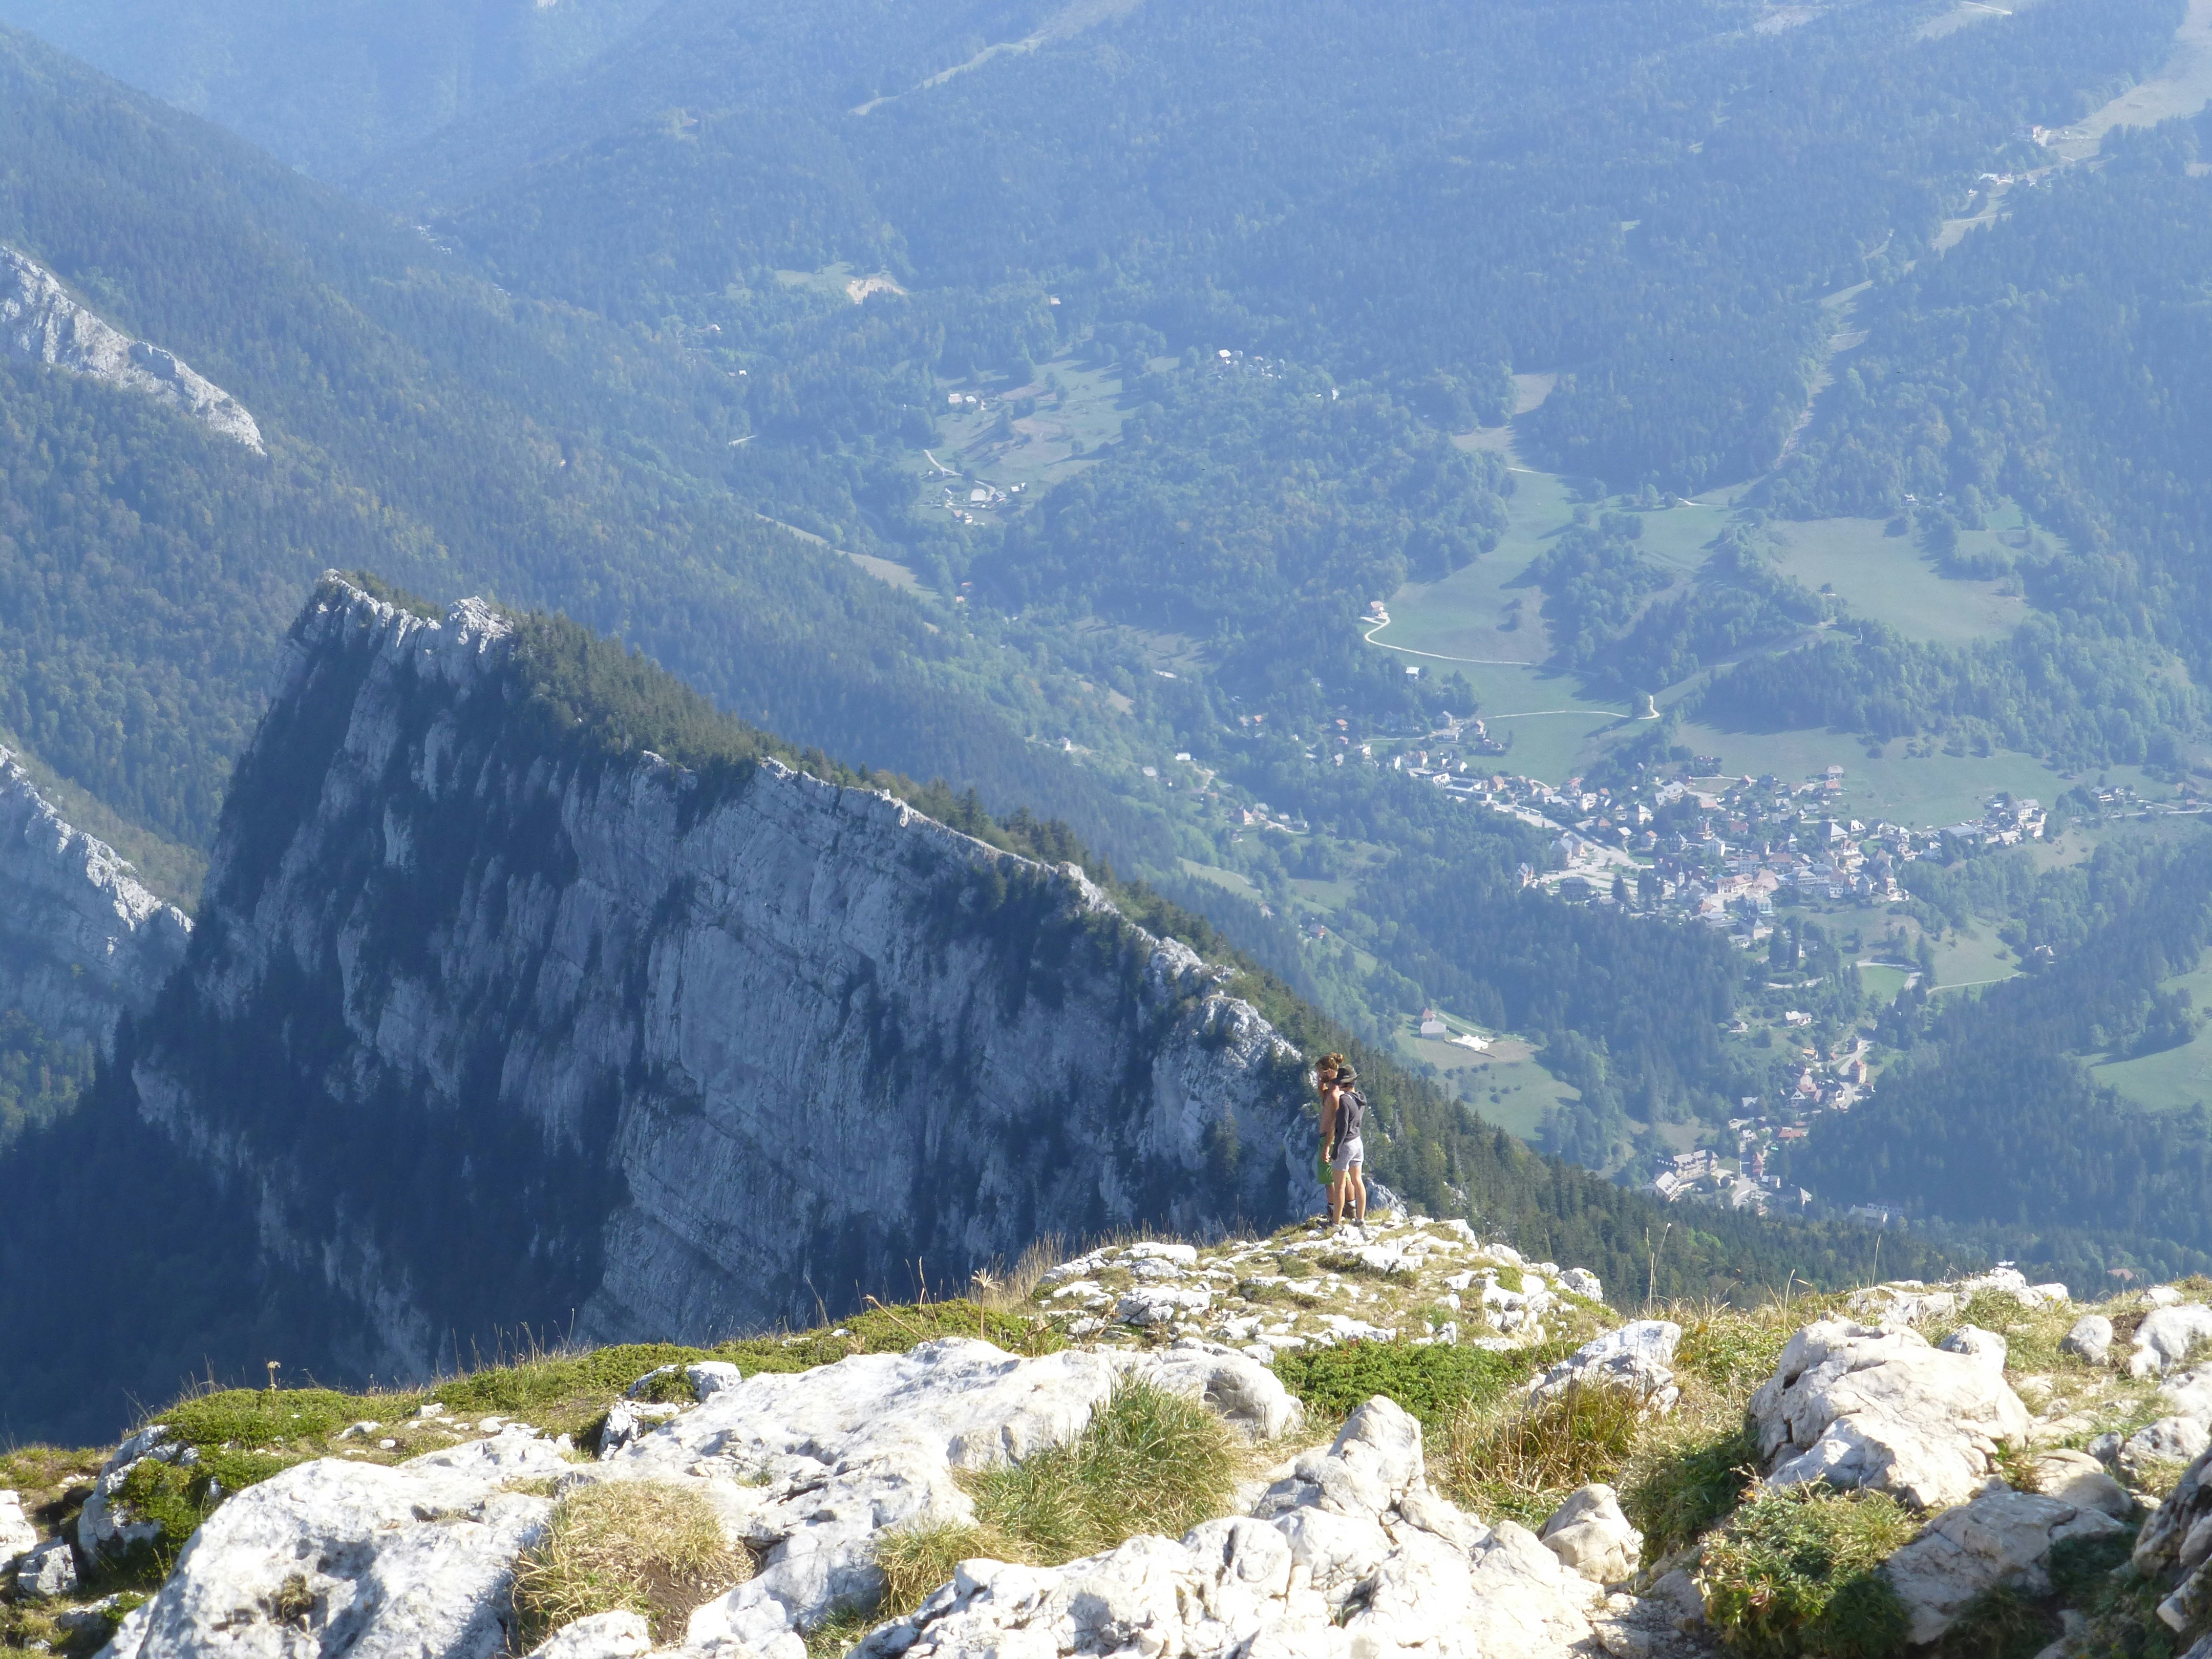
[862,1378,1246,1630]
[98,1301,1068,1517]
[1273,1339,1564,1431]
[512,1479,751,1648]
[1697,1487,1916,1659]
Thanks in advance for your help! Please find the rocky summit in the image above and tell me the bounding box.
[11,1227,2212,1659]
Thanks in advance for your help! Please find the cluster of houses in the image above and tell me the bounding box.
[940,479,1022,523]
[1648,1036,1871,1216]
[1648,1145,1812,1215]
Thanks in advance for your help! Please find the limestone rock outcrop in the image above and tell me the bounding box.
[2,247,263,450]
[2130,1306,2212,1378]
[1880,1486,2124,1644]
[0,1490,34,1574]
[0,748,192,1053]
[1538,1484,1643,1586]
[1530,1322,1681,1413]
[858,1398,1605,1659]
[119,580,1322,1380]
[100,1431,571,1659]
[1750,1318,2033,1509]
[621,1336,1299,1649]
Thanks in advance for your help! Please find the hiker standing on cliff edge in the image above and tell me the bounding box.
[1318,1055,1368,1229]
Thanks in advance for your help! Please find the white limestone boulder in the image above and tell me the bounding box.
[2132,1306,2212,1378]
[1882,1487,2124,1644]
[15,1535,77,1599]
[2063,1315,2115,1367]
[1937,1326,2008,1373]
[78,1425,189,1561]
[1117,1285,1214,1327]
[687,1362,744,1399]
[524,1609,652,1659]
[2029,1450,2133,1520]
[1,1488,36,1577]
[98,1429,570,1659]
[2126,1418,2212,1473]
[1529,1321,1682,1414]
[1539,1484,1643,1585]
[1750,1320,2033,1510]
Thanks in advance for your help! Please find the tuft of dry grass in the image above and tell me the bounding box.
[968,1377,1245,1562]
[1434,1383,1646,1527]
[512,1479,750,1647]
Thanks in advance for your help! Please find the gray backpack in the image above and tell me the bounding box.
[1337,1087,1367,1140]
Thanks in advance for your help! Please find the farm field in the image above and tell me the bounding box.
[1926,927,2020,994]
[1659,717,2132,830]
[1768,516,2030,645]
[1394,1022,1573,1143]
[2094,960,2212,1114]
[925,350,1141,495]
[1375,459,1641,780]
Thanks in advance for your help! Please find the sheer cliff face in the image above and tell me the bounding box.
[0,749,192,1052]
[129,583,1313,1379]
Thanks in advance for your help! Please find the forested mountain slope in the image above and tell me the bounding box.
[0,26,1159,877]
[0,0,664,179]
[1736,112,2212,765]
[384,0,2180,491]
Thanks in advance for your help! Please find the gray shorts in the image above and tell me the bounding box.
[1331,1136,1364,1174]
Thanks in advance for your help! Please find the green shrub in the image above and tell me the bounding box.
[1273,1338,1560,1429]
[1621,1417,1759,1559]
[1934,1586,2052,1659]
[1698,1488,1916,1659]
[2048,1532,2136,1605]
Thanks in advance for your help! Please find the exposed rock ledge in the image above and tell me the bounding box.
[0,747,192,1052]
[1,246,264,451]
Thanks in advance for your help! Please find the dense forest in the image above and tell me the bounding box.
[0,25,1174,875]
[1789,832,2212,1284]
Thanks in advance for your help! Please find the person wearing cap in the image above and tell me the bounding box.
[1320,1060,1368,1228]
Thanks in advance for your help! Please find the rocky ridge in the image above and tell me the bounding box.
[1,247,263,451]
[12,1226,2212,1659]
[117,580,1323,1383]
[1021,1219,1611,1360]
[0,747,192,1053]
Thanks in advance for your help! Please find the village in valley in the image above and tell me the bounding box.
[1154,683,2140,1226]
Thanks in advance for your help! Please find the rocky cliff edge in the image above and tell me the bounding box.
[122,579,1322,1384]
[0,748,191,1053]
[11,1227,2212,1659]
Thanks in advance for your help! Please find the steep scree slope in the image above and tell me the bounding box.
[121,579,1317,1383]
